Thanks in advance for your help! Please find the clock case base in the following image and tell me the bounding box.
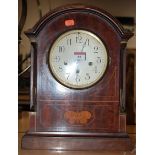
[22,113,132,151]
[22,132,131,151]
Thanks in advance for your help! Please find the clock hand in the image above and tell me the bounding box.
[81,39,87,52]
[80,40,87,61]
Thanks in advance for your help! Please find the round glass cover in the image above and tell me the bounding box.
[49,30,108,89]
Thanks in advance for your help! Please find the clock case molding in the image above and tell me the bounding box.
[22,5,133,150]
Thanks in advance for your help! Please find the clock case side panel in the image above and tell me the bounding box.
[19,38,38,133]
[28,41,38,111]
[120,41,128,113]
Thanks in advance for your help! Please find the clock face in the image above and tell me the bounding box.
[49,30,108,89]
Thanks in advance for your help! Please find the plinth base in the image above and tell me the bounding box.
[22,132,131,151]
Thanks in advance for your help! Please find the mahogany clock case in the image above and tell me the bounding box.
[22,5,133,150]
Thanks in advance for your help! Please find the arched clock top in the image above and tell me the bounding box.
[25,4,133,41]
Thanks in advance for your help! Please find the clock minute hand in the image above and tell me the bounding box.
[81,40,87,52]
[81,40,87,60]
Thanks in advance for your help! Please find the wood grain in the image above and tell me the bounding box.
[19,111,136,154]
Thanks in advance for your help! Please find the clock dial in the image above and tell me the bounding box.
[49,30,108,89]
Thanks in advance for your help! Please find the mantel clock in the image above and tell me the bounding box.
[22,5,133,150]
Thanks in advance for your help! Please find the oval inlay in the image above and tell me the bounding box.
[64,111,92,125]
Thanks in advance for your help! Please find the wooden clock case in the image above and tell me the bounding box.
[22,4,133,150]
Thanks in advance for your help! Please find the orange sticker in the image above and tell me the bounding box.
[65,19,75,26]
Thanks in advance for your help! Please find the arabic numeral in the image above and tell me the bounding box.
[66,73,70,80]
[76,33,82,43]
[97,57,101,63]
[94,46,98,53]
[59,46,65,52]
[76,75,81,82]
[85,73,90,80]
[67,39,72,46]
[58,66,63,72]
[85,38,89,46]
[54,56,60,62]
